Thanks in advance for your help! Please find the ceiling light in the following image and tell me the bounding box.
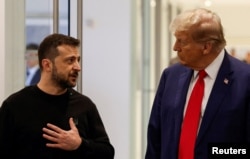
[204,0,212,7]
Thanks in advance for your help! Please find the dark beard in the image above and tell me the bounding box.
[51,66,76,89]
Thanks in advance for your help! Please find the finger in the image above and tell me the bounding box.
[46,123,62,133]
[42,127,59,138]
[45,142,62,149]
[69,117,77,130]
[42,133,58,143]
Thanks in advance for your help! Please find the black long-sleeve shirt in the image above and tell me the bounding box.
[0,86,114,159]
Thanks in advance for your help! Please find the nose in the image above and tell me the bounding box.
[173,41,180,52]
[73,61,81,71]
[173,42,178,51]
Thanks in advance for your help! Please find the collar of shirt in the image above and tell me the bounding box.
[27,65,39,75]
[193,49,225,80]
[25,65,39,86]
[184,49,225,121]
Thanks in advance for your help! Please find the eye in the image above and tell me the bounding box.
[66,56,81,64]
[178,39,188,46]
[67,57,75,63]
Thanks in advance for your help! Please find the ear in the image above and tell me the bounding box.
[41,59,52,72]
[203,41,212,55]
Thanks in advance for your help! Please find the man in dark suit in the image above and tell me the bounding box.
[25,43,41,86]
[145,8,250,159]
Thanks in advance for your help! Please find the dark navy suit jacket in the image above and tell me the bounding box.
[145,51,250,159]
[29,69,41,86]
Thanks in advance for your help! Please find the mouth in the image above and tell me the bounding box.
[70,73,78,79]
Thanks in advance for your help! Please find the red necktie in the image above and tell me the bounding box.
[178,70,207,159]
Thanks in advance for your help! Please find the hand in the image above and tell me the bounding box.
[42,117,82,150]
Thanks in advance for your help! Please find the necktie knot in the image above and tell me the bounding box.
[198,70,207,79]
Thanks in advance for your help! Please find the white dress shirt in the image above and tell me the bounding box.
[183,50,225,130]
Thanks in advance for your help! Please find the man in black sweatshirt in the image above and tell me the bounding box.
[0,33,115,159]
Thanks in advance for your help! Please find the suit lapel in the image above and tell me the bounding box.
[174,68,193,135]
[176,69,193,110]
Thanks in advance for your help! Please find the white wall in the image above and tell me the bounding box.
[82,0,131,159]
[0,0,5,103]
[0,0,25,103]
[210,5,250,45]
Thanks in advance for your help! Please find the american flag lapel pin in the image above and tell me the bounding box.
[224,78,229,84]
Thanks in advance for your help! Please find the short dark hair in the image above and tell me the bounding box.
[26,43,39,50]
[38,33,80,69]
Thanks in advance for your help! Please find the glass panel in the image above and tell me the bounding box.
[24,0,69,86]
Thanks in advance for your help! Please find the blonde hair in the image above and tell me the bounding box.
[170,8,226,51]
